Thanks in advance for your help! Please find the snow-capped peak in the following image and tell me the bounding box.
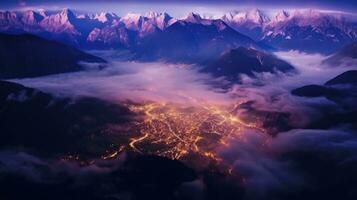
[121,13,143,21]
[146,11,160,18]
[274,10,290,22]
[185,12,202,23]
[120,13,147,31]
[38,8,81,36]
[95,12,117,23]
[43,8,77,25]
[146,11,171,20]
[160,12,170,18]
[223,9,270,25]
[281,9,345,28]
[145,11,175,30]
[184,12,215,25]
[77,14,90,19]
[21,10,44,25]
[283,9,329,23]
[60,8,76,20]
[37,9,47,17]
[0,11,21,26]
[247,9,270,24]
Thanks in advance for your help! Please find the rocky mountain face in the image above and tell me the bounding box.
[0,9,176,48]
[262,10,357,54]
[0,33,105,79]
[1,8,356,57]
[201,47,295,81]
[222,9,270,40]
[85,11,263,62]
[0,9,263,62]
[131,16,261,62]
[222,9,357,54]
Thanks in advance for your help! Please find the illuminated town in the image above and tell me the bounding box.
[102,102,265,162]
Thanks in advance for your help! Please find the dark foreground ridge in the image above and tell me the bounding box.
[291,70,357,129]
[0,80,132,158]
[0,33,106,79]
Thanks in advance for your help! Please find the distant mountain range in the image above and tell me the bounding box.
[0,33,105,79]
[0,31,292,82]
[1,8,356,56]
[222,9,357,54]
[130,14,260,62]
[0,9,260,63]
[201,47,295,82]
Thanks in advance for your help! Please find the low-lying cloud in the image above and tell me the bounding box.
[217,128,357,199]
[226,50,355,123]
[13,59,232,105]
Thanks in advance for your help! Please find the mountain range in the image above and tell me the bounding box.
[0,32,293,82]
[1,8,356,57]
[0,33,105,78]
[222,9,357,53]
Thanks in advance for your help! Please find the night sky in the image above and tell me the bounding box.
[1,0,357,17]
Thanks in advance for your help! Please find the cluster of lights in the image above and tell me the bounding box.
[60,101,264,175]
[126,102,263,160]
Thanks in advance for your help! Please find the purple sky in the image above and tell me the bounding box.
[1,0,357,18]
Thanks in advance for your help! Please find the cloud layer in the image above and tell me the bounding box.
[6,50,357,199]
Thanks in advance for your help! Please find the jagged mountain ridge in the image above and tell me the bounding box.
[0,9,263,62]
[1,8,356,55]
[0,9,178,47]
[222,9,357,53]
[130,15,261,62]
